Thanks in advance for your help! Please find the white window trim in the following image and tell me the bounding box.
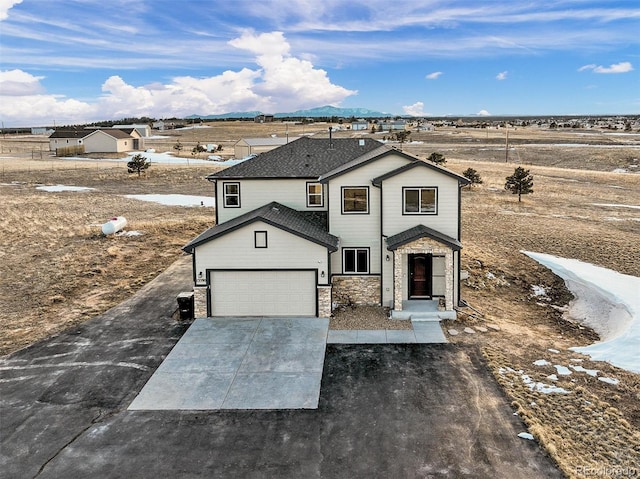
[403,187,438,215]
[223,182,241,208]
[306,182,324,207]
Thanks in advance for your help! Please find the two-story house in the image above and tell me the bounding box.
[183,136,469,319]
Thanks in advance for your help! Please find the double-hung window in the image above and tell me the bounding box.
[403,187,437,214]
[342,187,369,214]
[307,183,323,207]
[343,248,369,274]
[223,182,240,208]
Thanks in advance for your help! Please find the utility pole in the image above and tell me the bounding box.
[505,123,509,163]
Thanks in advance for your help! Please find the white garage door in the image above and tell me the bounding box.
[210,270,316,316]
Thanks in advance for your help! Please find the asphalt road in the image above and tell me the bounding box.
[0,256,562,478]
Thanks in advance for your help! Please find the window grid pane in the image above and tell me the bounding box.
[343,188,368,212]
[405,189,419,212]
[420,189,436,213]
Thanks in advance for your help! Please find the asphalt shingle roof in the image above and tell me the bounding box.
[386,224,462,251]
[209,136,385,179]
[372,160,471,185]
[183,201,339,253]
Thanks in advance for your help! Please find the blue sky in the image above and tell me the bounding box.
[0,0,638,126]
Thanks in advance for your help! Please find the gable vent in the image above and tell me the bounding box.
[359,139,365,146]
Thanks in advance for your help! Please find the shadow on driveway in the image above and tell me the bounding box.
[0,257,562,478]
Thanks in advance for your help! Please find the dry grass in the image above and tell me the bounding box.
[1,124,639,475]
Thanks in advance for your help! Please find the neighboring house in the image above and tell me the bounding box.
[113,124,151,137]
[183,137,469,318]
[351,119,369,131]
[233,137,297,158]
[49,128,141,154]
[378,119,407,131]
[254,114,275,123]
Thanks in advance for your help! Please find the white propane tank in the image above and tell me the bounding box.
[102,216,127,235]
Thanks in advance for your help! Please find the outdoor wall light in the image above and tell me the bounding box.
[198,271,203,279]
[386,255,391,262]
[321,271,325,278]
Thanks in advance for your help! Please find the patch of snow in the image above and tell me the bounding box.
[592,203,640,210]
[175,125,212,130]
[518,432,534,440]
[547,374,558,381]
[611,168,628,173]
[531,285,548,297]
[548,348,560,354]
[570,365,599,377]
[521,373,570,394]
[598,377,619,385]
[485,272,496,279]
[116,230,143,237]
[554,365,572,376]
[36,184,95,192]
[125,194,215,207]
[533,359,551,366]
[569,358,583,363]
[523,251,640,374]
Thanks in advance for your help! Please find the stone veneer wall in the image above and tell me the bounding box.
[317,285,332,318]
[193,286,208,318]
[332,275,381,307]
[393,237,454,311]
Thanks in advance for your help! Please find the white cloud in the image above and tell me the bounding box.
[426,71,443,80]
[578,61,633,74]
[0,31,357,125]
[0,69,44,95]
[403,101,426,116]
[477,109,491,116]
[0,0,22,21]
[496,71,508,80]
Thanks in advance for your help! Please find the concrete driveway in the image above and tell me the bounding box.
[0,256,562,478]
[129,317,329,410]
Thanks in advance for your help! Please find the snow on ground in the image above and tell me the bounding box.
[592,203,640,210]
[524,251,640,374]
[36,185,95,192]
[125,194,215,207]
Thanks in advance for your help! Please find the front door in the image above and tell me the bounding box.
[409,254,432,299]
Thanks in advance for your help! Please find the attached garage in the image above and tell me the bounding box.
[210,270,317,316]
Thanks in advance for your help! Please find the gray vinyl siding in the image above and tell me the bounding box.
[328,153,410,275]
[381,169,460,239]
[193,221,328,278]
[217,179,327,224]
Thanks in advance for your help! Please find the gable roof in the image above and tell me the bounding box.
[209,136,384,179]
[49,129,87,139]
[183,201,339,253]
[372,160,471,186]
[386,224,462,251]
[85,128,133,140]
[318,145,403,182]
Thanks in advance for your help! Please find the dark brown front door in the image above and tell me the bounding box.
[409,254,432,298]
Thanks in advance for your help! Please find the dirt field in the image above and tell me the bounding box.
[1,123,639,477]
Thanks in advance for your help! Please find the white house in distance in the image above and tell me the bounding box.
[112,124,151,137]
[49,128,142,154]
[183,136,469,319]
[233,137,298,159]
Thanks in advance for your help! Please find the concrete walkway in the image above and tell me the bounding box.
[129,317,329,410]
[328,321,447,344]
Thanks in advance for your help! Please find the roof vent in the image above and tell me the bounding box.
[359,139,365,146]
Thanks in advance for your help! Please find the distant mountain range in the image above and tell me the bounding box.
[186,105,394,120]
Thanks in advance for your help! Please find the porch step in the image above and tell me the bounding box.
[391,310,457,321]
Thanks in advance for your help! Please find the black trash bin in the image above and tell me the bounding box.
[176,292,194,320]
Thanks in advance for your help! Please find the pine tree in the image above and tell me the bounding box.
[427,152,446,165]
[127,154,150,177]
[462,168,483,187]
[504,166,534,202]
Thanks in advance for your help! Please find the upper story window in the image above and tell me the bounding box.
[342,187,369,214]
[403,187,437,214]
[223,182,241,208]
[307,182,323,207]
